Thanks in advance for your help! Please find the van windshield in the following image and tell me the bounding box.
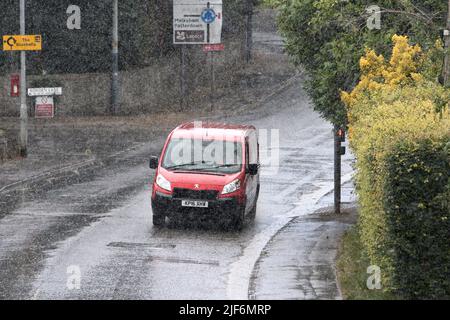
[162,138,243,174]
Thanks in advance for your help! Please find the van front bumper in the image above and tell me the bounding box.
[151,192,244,220]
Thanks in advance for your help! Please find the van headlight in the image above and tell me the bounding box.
[221,179,241,195]
[156,174,171,191]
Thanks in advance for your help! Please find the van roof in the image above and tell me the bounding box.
[172,121,256,140]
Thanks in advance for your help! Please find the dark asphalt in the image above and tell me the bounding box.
[0,76,354,300]
[0,8,355,300]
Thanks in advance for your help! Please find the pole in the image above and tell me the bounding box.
[243,0,253,63]
[334,125,341,214]
[180,45,187,110]
[111,0,119,114]
[210,52,215,111]
[206,2,211,43]
[442,0,450,86]
[19,0,28,157]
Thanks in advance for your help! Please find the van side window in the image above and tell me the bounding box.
[248,131,258,165]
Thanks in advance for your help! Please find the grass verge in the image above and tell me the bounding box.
[336,225,398,300]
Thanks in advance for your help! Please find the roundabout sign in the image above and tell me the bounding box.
[201,8,216,24]
[173,0,223,44]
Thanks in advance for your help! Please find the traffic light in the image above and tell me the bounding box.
[337,128,346,143]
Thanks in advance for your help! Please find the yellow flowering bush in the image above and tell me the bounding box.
[342,35,450,298]
[342,35,433,135]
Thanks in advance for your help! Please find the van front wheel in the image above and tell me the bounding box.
[233,208,245,231]
[153,214,165,227]
[248,203,257,220]
[152,201,166,227]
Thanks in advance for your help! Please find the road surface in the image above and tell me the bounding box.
[0,73,353,300]
[0,8,354,300]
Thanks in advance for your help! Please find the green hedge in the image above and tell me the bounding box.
[383,138,450,298]
[343,36,450,298]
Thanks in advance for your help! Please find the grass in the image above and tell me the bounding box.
[336,226,398,300]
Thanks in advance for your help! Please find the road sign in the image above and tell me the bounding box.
[203,43,224,52]
[2,35,42,51]
[28,87,62,97]
[201,8,216,24]
[173,0,223,45]
[35,96,54,118]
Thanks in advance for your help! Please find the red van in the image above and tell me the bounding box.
[149,122,260,230]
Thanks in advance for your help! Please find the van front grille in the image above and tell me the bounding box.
[173,188,218,200]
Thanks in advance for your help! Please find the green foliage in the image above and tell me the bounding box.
[0,0,247,75]
[384,139,450,299]
[343,37,450,298]
[268,0,450,297]
[266,0,447,126]
[336,225,398,300]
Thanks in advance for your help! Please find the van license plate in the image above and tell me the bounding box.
[181,200,209,208]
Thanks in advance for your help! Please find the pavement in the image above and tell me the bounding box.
[249,181,357,300]
[0,8,357,300]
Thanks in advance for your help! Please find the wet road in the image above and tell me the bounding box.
[0,75,353,300]
[1,8,354,301]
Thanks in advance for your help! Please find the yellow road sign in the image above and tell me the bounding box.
[2,35,42,51]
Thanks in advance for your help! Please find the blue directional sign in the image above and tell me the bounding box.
[201,8,216,24]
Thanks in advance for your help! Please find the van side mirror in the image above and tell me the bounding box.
[149,156,159,169]
[247,164,259,176]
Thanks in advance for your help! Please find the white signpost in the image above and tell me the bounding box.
[28,87,62,97]
[28,87,62,119]
[173,0,223,44]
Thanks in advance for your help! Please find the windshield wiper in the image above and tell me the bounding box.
[166,163,240,172]
[165,162,205,170]
[210,164,241,168]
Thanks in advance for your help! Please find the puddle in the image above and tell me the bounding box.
[107,242,176,249]
[145,256,220,266]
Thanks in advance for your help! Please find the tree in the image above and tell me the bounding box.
[266,0,447,126]
[0,0,249,75]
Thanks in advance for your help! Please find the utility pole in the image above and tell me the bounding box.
[210,51,215,111]
[180,45,187,110]
[111,0,119,114]
[442,0,450,86]
[242,0,253,63]
[334,126,346,214]
[19,0,28,157]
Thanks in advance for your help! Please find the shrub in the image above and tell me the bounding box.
[266,0,447,127]
[342,35,450,298]
[384,138,450,298]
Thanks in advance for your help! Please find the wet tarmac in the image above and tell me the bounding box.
[0,8,355,300]
[0,76,354,300]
